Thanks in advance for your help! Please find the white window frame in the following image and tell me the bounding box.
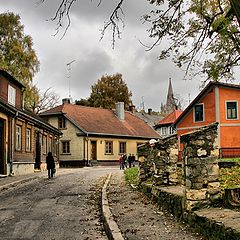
[105,141,113,155]
[62,140,70,154]
[8,85,16,106]
[194,103,204,122]
[26,128,31,151]
[161,127,167,136]
[169,126,175,135]
[16,125,22,150]
[226,100,238,120]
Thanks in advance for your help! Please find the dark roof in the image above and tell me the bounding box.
[41,104,160,139]
[0,69,25,89]
[132,111,162,128]
[174,81,240,126]
[155,110,183,127]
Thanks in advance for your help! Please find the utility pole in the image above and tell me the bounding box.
[66,60,76,99]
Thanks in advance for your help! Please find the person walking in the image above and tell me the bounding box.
[132,154,136,167]
[46,152,55,179]
[123,154,128,169]
[128,154,132,168]
[119,155,123,170]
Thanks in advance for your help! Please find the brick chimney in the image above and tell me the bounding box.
[129,105,136,113]
[148,108,152,115]
[62,98,71,104]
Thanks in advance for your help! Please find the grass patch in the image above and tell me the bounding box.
[124,167,139,185]
[220,166,240,189]
[219,158,240,162]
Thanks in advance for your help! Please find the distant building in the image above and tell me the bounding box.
[129,106,162,130]
[155,109,183,137]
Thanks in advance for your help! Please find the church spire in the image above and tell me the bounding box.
[165,78,176,114]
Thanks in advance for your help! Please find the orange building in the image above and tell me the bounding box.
[175,81,240,158]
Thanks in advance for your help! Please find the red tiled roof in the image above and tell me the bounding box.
[41,104,160,138]
[156,110,183,126]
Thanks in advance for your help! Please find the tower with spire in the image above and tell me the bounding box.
[161,78,178,115]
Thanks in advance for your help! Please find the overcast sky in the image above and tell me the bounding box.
[0,0,210,111]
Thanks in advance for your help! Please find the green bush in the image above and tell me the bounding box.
[124,167,139,185]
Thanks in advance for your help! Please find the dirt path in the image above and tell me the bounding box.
[108,171,206,240]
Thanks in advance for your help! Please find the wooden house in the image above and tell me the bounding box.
[0,70,61,175]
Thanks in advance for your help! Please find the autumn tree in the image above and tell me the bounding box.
[87,73,132,110]
[144,0,240,82]
[0,12,40,109]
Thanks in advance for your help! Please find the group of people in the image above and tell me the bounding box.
[119,154,136,170]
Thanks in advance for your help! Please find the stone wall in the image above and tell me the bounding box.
[181,123,221,211]
[138,134,180,186]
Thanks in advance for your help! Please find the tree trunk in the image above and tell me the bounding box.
[224,188,240,207]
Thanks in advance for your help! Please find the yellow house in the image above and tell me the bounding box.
[40,101,160,166]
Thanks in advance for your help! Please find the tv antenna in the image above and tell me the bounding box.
[66,60,76,98]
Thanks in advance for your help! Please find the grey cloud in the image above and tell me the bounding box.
[0,0,203,111]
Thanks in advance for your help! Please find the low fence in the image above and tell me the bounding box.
[220,148,240,158]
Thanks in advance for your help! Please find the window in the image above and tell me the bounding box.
[119,142,126,154]
[194,104,204,122]
[16,125,22,150]
[26,128,31,151]
[42,135,47,154]
[8,85,16,106]
[58,117,66,129]
[62,141,70,154]
[48,137,53,153]
[169,126,175,135]
[226,101,238,119]
[105,141,113,154]
[161,127,167,136]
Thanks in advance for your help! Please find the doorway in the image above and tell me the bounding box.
[35,132,41,169]
[90,141,97,162]
[0,119,5,174]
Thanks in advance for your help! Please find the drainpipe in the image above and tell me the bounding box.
[215,86,221,153]
[86,133,89,166]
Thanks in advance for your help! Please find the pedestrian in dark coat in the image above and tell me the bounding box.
[132,154,136,167]
[46,152,55,179]
[128,154,132,168]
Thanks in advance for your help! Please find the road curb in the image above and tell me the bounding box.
[102,173,124,240]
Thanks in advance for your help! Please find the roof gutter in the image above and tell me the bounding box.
[76,132,160,139]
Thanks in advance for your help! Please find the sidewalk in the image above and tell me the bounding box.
[0,168,76,192]
[105,171,240,240]
[105,171,204,240]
